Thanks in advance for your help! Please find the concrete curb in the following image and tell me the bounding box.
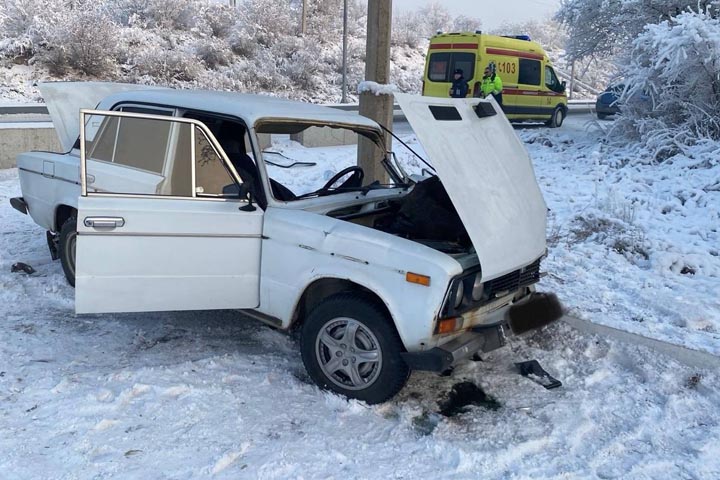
[563,315,720,371]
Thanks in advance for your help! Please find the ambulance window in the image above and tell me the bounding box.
[428,52,475,82]
[545,66,561,91]
[429,53,450,81]
[518,59,541,86]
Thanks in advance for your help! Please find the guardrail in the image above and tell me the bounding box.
[0,104,48,115]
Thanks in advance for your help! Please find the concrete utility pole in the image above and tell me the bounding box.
[358,0,393,183]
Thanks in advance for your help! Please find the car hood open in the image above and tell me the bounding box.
[39,82,169,152]
[395,93,547,280]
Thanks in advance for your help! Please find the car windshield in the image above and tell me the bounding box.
[254,122,405,200]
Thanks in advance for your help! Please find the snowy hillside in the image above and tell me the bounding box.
[0,0,432,104]
[0,0,602,104]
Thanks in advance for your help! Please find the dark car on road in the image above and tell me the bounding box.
[596,84,624,119]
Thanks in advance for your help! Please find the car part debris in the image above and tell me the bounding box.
[11,262,36,275]
[515,359,562,389]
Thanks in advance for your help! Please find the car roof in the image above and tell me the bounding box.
[96,89,382,131]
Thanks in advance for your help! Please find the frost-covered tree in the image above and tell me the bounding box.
[452,15,481,33]
[611,10,720,157]
[419,2,453,35]
[556,0,719,60]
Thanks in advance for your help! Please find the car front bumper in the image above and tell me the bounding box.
[401,292,563,372]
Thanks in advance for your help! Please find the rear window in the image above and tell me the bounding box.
[518,59,541,86]
[428,52,475,82]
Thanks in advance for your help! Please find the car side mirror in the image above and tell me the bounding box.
[237,183,257,212]
[561,80,567,93]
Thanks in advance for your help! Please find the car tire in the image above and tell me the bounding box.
[300,293,410,404]
[546,106,565,128]
[59,215,77,287]
[597,112,608,120]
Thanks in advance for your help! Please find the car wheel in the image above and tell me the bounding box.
[301,293,410,404]
[59,215,77,287]
[546,106,565,128]
[597,112,608,120]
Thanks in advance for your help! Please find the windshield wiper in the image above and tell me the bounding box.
[262,150,316,168]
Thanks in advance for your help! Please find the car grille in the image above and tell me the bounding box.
[484,258,541,299]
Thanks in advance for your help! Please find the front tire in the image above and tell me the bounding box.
[546,106,565,128]
[59,215,77,287]
[301,293,409,404]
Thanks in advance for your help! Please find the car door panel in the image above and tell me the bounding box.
[76,196,262,313]
[75,109,263,314]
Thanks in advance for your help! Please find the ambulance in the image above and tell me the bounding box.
[423,32,568,127]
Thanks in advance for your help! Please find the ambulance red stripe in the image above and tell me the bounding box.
[429,43,479,50]
[485,48,544,60]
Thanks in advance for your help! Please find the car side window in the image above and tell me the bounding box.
[81,111,239,199]
[194,128,238,197]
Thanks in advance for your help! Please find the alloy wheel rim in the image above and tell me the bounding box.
[315,317,382,391]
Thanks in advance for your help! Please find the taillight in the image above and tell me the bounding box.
[421,80,425,96]
[473,82,481,97]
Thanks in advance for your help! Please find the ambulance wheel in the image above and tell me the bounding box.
[546,107,565,128]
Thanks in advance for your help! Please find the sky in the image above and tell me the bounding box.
[393,0,561,30]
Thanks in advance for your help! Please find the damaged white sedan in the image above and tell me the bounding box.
[11,83,562,403]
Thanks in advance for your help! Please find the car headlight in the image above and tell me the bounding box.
[453,281,464,309]
[471,274,484,301]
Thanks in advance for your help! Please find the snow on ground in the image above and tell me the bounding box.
[520,116,720,356]
[1,118,720,478]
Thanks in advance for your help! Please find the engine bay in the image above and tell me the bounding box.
[329,176,473,255]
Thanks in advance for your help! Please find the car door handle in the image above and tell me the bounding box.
[84,216,125,228]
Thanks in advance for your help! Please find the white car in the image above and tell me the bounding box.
[10,82,562,403]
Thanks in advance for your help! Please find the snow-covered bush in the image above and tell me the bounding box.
[202,3,237,38]
[568,209,650,265]
[227,27,259,58]
[37,5,120,77]
[132,47,203,83]
[0,0,65,58]
[195,38,232,69]
[139,0,197,31]
[392,11,425,48]
[611,10,720,157]
[237,0,300,46]
[280,42,327,92]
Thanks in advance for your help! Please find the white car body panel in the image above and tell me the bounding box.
[258,207,462,350]
[76,195,263,314]
[16,150,81,231]
[395,93,548,280]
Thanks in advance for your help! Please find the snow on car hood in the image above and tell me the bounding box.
[395,93,547,280]
[39,82,169,152]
